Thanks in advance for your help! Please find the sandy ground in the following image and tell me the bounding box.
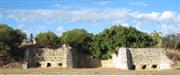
[0,68,180,75]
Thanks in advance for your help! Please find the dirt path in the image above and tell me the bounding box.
[0,68,180,75]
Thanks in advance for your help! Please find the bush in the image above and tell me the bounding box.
[89,25,156,60]
[36,31,60,48]
[0,24,26,55]
[61,29,93,54]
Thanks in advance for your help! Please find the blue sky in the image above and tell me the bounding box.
[0,0,180,37]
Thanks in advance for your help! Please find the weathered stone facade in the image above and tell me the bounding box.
[23,45,101,69]
[23,45,73,69]
[113,48,174,70]
[23,45,173,70]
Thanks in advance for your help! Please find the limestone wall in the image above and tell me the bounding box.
[100,48,174,70]
[101,60,114,68]
[23,45,73,68]
[23,46,173,70]
[23,46,101,69]
[114,48,174,70]
[71,49,101,68]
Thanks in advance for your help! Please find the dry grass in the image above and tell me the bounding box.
[0,68,180,75]
[166,49,180,68]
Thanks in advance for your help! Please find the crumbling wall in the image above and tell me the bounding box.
[71,49,101,68]
[114,48,174,70]
[23,45,101,69]
[23,45,73,69]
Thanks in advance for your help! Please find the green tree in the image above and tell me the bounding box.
[89,25,156,60]
[36,31,59,48]
[61,29,93,54]
[13,29,27,45]
[151,31,162,47]
[0,24,26,58]
[162,34,176,49]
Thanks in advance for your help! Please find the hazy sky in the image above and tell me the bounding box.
[0,0,180,36]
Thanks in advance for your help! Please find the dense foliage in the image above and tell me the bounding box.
[36,31,60,48]
[0,24,179,62]
[151,31,162,48]
[161,34,176,49]
[61,29,93,54]
[89,25,156,60]
[0,24,26,56]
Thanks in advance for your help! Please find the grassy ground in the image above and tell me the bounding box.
[0,68,180,75]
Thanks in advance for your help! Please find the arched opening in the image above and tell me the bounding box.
[142,65,146,69]
[35,62,41,67]
[47,63,51,67]
[131,65,136,70]
[152,64,157,69]
[58,63,62,67]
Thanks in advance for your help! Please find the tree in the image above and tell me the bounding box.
[0,24,14,48]
[36,31,59,48]
[0,24,26,61]
[151,31,162,47]
[13,29,27,45]
[61,29,93,54]
[162,34,176,49]
[89,25,156,60]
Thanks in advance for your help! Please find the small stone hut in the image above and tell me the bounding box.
[114,48,174,70]
[22,44,101,69]
[22,45,73,68]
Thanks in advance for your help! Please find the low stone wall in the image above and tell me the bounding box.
[71,51,101,68]
[23,46,102,69]
[23,45,73,69]
[101,54,116,68]
[114,48,174,70]
[23,46,174,70]
[101,60,114,68]
[99,48,174,70]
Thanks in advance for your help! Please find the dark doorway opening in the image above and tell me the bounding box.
[152,64,157,69]
[131,65,136,70]
[142,65,146,69]
[47,63,51,67]
[34,62,41,67]
[58,63,62,67]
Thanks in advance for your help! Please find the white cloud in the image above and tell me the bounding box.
[130,2,147,6]
[57,25,64,33]
[160,11,175,20]
[121,23,130,27]
[0,8,179,34]
[16,24,24,29]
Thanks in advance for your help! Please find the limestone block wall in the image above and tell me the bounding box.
[71,49,102,68]
[113,48,128,69]
[101,59,114,68]
[114,48,174,70]
[23,46,173,70]
[23,45,73,68]
[100,48,174,70]
[23,45,101,69]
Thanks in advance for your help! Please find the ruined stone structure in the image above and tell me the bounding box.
[22,45,173,70]
[22,44,101,69]
[113,48,174,70]
[23,45,73,69]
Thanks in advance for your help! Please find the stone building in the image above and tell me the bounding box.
[22,44,101,69]
[22,45,73,68]
[22,44,174,70]
[113,48,174,70]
